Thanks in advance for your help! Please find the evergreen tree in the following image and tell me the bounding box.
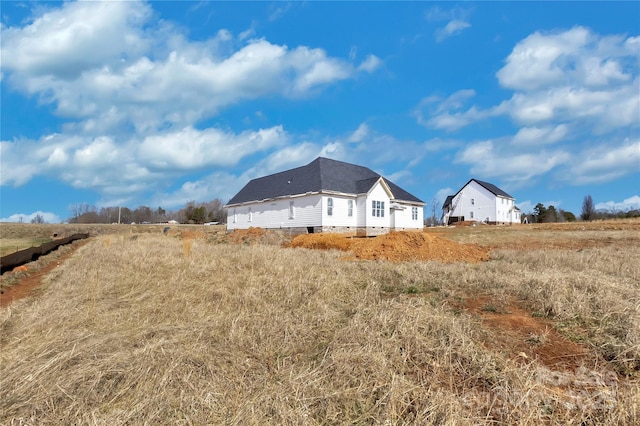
[533,203,547,223]
[581,195,595,221]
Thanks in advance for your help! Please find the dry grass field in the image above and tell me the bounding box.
[0,220,638,424]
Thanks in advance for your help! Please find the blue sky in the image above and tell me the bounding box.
[1,1,639,223]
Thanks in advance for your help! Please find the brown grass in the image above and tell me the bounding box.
[0,221,638,424]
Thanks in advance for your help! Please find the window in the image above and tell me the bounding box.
[348,200,353,217]
[289,201,295,219]
[371,200,385,217]
[470,211,474,219]
[327,198,333,216]
[412,207,418,220]
[233,209,237,223]
[471,198,475,205]
[248,207,252,222]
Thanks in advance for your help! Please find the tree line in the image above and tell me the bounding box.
[36,194,640,225]
[527,203,577,223]
[66,199,227,225]
[525,195,640,224]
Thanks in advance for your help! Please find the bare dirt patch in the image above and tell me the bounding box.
[288,231,490,263]
[228,226,267,243]
[457,296,593,370]
[178,229,208,240]
[0,240,89,307]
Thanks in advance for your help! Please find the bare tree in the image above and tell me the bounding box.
[69,203,95,223]
[133,206,153,223]
[424,198,439,227]
[581,195,595,221]
[203,198,226,223]
[31,214,45,224]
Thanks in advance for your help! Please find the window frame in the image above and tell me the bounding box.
[371,200,385,218]
[327,197,333,216]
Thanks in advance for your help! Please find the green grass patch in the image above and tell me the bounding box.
[0,237,51,256]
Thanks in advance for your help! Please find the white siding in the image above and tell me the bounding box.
[448,181,495,223]
[321,195,358,228]
[447,180,519,224]
[356,195,368,227]
[365,182,391,228]
[227,194,323,230]
[226,180,425,231]
[392,205,423,230]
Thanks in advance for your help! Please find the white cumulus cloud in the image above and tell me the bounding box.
[436,19,471,42]
[417,26,639,188]
[595,195,640,212]
[1,0,152,80]
[0,1,382,207]
[139,126,287,170]
[426,6,472,42]
[566,139,640,185]
[357,55,382,73]
[0,211,62,224]
[513,125,568,146]
[455,140,571,186]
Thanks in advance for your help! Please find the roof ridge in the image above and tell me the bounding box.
[472,178,513,199]
[226,156,423,205]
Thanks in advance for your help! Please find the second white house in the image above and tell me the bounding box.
[442,179,521,225]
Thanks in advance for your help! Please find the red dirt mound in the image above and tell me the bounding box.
[228,227,267,244]
[287,233,355,251]
[288,231,490,263]
[180,230,208,240]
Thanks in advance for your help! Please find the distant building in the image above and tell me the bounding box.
[442,179,521,225]
[225,157,425,236]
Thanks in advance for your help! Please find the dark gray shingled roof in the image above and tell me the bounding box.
[226,157,423,205]
[442,195,454,210]
[473,179,514,199]
[442,179,514,210]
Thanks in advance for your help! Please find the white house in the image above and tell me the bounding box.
[225,157,425,236]
[442,179,521,225]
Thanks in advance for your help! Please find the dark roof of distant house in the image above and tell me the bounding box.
[442,179,514,210]
[442,195,454,210]
[226,157,424,205]
[472,179,514,199]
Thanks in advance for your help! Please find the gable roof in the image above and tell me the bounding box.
[442,179,513,210]
[442,195,454,210]
[226,157,423,205]
[472,179,514,199]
